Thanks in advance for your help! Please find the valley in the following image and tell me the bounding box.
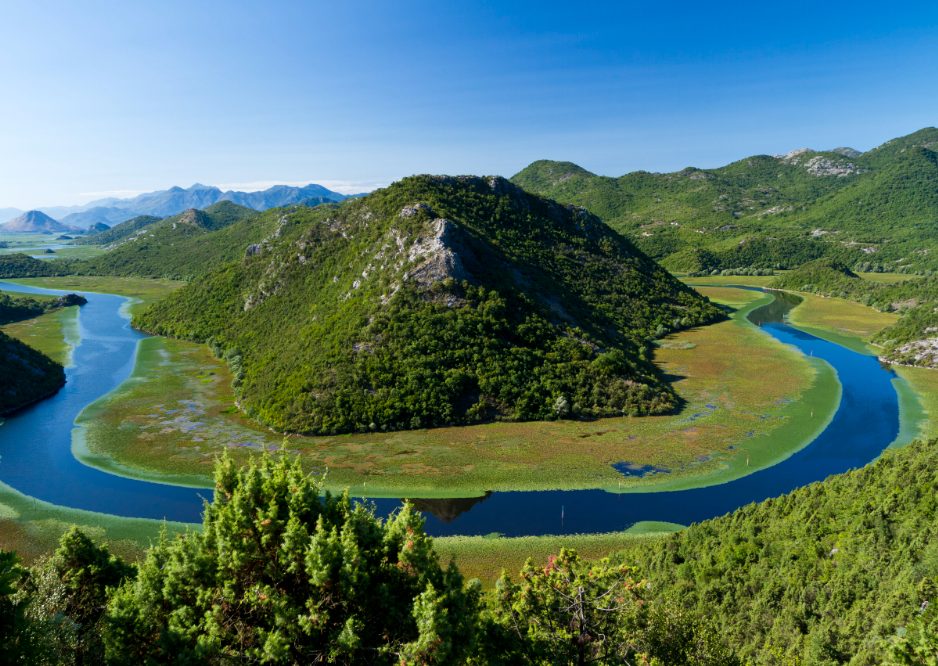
[1,157,937,663]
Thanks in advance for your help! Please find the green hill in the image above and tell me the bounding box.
[75,214,160,246]
[137,175,723,435]
[0,291,86,325]
[73,201,261,279]
[769,261,938,368]
[513,128,938,273]
[624,438,938,664]
[0,253,70,278]
[0,331,65,415]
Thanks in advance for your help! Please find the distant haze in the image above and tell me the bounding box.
[0,182,355,229]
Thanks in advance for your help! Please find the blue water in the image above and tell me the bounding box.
[0,283,900,535]
[0,281,210,522]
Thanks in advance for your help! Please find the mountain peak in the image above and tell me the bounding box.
[137,174,723,434]
[0,210,72,233]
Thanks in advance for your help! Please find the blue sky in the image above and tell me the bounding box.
[1,1,937,208]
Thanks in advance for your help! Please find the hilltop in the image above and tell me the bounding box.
[73,202,262,278]
[138,175,723,434]
[0,210,74,234]
[513,127,938,273]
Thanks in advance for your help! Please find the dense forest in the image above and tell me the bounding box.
[133,175,722,434]
[0,292,85,326]
[513,128,938,274]
[0,290,85,414]
[2,441,935,664]
[0,331,65,415]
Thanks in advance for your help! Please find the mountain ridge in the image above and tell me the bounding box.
[0,210,76,234]
[3,182,356,229]
[512,127,938,273]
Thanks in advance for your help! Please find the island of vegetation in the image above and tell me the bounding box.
[0,290,86,414]
[132,175,723,434]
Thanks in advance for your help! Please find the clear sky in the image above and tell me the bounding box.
[1,1,937,208]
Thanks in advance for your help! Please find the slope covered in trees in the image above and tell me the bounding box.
[71,201,262,279]
[0,331,65,415]
[136,175,723,434]
[623,437,938,664]
[513,128,938,274]
[74,214,160,246]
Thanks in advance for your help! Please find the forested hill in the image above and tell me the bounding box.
[513,127,938,273]
[0,331,65,415]
[624,437,938,664]
[72,201,263,279]
[137,175,723,435]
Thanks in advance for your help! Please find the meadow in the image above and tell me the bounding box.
[0,233,106,260]
[2,274,937,591]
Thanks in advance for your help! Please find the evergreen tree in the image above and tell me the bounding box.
[104,453,480,664]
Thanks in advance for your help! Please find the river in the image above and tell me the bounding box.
[0,282,901,536]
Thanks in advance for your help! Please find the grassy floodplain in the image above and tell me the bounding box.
[10,275,185,315]
[0,289,79,365]
[0,232,106,260]
[4,273,937,585]
[75,285,838,497]
[684,273,937,445]
[683,274,900,352]
[0,480,189,562]
[434,524,680,586]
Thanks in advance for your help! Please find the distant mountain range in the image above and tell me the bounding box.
[0,210,76,233]
[0,182,355,230]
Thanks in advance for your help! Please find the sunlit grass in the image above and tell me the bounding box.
[1,306,79,366]
[0,481,189,563]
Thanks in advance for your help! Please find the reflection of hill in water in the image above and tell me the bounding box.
[408,493,492,523]
[747,289,801,326]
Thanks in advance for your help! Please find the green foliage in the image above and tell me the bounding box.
[888,590,938,665]
[0,330,65,414]
[479,548,737,665]
[72,202,263,279]
[0,253,72,278]
[74,215,160,246]
[771,261,938,366]
[623,439,938,664]
[0,550,36,663]
[3,441,937,662]
[513,128,938,273]
[0,291,85,325]
[135,175,722,434]
[19,527,135,664]
[104,453,481,664]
